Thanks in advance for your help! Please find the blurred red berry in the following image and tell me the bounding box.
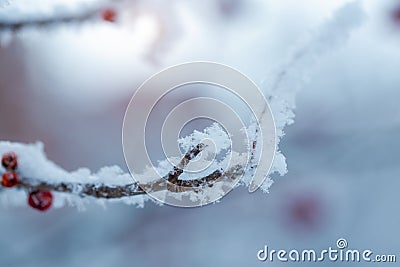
[290,197,319,227]
[219,0,241,17]
[2,151,18,170]
[1,171,19,188]
[392,5,400,25]
[28,191,53,211]
[101,8,117,23]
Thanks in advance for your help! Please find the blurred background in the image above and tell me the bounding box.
[1,0,400,266]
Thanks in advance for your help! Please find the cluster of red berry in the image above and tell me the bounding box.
[1,152,53,212]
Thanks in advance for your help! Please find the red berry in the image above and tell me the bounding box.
[101,8,117,23]
[28,191,53,211]
[392,5,400,26]
[1,171,19,188]
[2,151,18,170]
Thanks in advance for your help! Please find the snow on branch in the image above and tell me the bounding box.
[0,123,255,209]
[0,9,99,32]
[263,1,366,189]
[13,143,225,199]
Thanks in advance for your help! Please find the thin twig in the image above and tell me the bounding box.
[167,143,205,185]
[0,8,101,32]
[17,179,143,198]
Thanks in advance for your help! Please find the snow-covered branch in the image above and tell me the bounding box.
[263,1,366,189]
[10,143,243,199]
[0,122,258,210]
[0,1,121,33]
